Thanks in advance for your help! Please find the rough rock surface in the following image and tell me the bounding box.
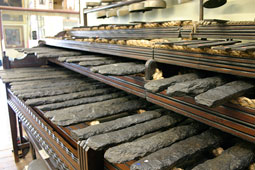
[130,129,224,170]
[57,55,100,62]
[45,96,135,118]
[91,62,145,75]
[71,110,162,140]
[37,91,126,111]
[18,83,107,99]
[1,73,76,83]
[25,88,116,106]
[66,56,110,63]
[144,73,200,93]
[195,81,254,107]
[0,70,72,79]
[49,97,148,126]
[104,122,207,163]
[37,51,83,58]
[79,60,117,66]
[13,82,98,95]
[167,77,225,97]
[11,78,87,91]
[192,142,255,170]
[9,76,83,86]
[86,115,184,150]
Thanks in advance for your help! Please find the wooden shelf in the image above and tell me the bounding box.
[47,58,255,143]
[43,39,255,79]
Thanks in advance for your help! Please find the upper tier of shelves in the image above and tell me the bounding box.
[83,0,145,14]
[42,38,255,79]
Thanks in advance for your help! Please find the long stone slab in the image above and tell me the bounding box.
[104,122,207,163]
[0,70,74,80]
[144,73,200,93]
[12,81,102,95]
[91,62,145,75]
[195,81,254,107]
[58,55,106,62]
[66,56,111,63]
[9,76,84,86]
[49,97,148,126]
[11,78,90,91]
[192,142,255,170]
[25,88,116,106]
[167,77,226,97]
[79,59,117,67]
[18,83,107,99]
[71,109,163,140]
[0,67,60,74]
[130,129,224,170]
[17,47,66,53]
[86,114,184,151]
[37,91,126,111]
[2,74,76,83]
[37,51,84,58]
[10,74,86,89]
[45,96,136,118]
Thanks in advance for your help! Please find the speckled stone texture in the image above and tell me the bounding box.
[36,91,126,111]
[195,81,254,107]
[86,114,184,150]
[79,59,117,66]
[192,142,255,170]
[48,97,148,126]
[131,129,224,170]
[144,73,200,93]
[17,83,107,99]
[104,122,207,163]
[25,88,116,106]
[91,62,145,75]
[167,77,225,97]
[66,56,110,63]
[13,81,100,95]
[71,110,162,140]
[37,51,83,58]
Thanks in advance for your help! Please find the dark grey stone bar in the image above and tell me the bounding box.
[58,55,106,62]
[0,70,73,80]
[49,97,148,126]
[9,76,83,86]
[79,60,117,67]
[195,81,254,107]
[13,82,98,95]
[18,83,107,99]
[37,92,126,111]
[91,62,145,75]
[71,110,163,140]
[86,114,184,150]
[131,129,224,170]
[37,51,83,58]
[192,142,255,170]
[11,78,89,91]
[144,73,200,93]
[66,56,110,63]
[2,74,76,83]
[25,88,116,106]
[167,77,225,97]
[45,96,136,118]
[104,122,207,163]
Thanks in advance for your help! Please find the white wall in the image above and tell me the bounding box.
[81,0,255,26]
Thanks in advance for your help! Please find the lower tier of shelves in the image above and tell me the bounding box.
[48,59,255,144]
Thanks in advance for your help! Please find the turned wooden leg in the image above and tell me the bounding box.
[8,105,19,162]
